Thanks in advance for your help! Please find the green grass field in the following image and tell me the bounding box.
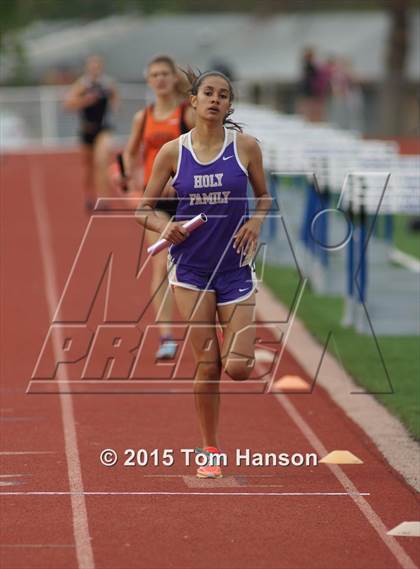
[262,264,420,440]
[393,215,420,260]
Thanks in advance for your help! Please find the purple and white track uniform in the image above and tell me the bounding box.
[168,127,257,305]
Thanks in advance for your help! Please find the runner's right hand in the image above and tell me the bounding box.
[162,222,189,244]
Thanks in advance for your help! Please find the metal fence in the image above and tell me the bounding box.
[0,81,252,149]
[0,83,148,148]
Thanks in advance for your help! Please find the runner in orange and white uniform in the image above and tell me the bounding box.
[121,55,194,360]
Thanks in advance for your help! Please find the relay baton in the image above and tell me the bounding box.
[116,153,128,192]
[147,213,207,256]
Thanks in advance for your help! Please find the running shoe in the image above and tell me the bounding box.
[196,447,223,479]
[155,339,177,360]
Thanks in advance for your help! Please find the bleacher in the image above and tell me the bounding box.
[234,103,420,335]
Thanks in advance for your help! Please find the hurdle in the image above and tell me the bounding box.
[234,103,419,334]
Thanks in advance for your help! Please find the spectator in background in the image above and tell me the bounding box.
[64,55,119,212]
[297,47,328,122]
[326,55,344,126]
[327,56,363,131]
[343,58,363,131]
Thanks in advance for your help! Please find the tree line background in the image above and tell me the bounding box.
[0,0,417,135]
[1,0,418,34]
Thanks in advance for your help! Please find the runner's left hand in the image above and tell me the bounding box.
[233,217,262,257]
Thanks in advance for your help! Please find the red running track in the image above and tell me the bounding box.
[0,151,419,569]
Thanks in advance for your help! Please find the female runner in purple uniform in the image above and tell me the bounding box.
[135,70,272,478]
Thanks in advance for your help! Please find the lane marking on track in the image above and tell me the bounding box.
[0,417,46,422]
[0,543,74,548]
[30,160,95,569]
[183,475,242,488]
[389,248,420,274]
[0,475,30,487]
[0,491,370,497]
[147,474,288,488]
[388,522,420,538]
[257,362,418,569]
[0,451,55,455]
[143,474,284,478]
[0,474,28,477]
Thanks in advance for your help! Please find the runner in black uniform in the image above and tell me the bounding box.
[79,77,113,145]
[64,55,119,212]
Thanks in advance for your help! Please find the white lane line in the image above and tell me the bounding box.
[0,491,370,497]
[30,159,95,569]
[0,451,55,455]
[0,417,46,421]
[260,362,418,569]
[0,543,74,549]
[143,474,284,478]
[0,474,28,478]
[388,522,420,538]
[389,248,420,273]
